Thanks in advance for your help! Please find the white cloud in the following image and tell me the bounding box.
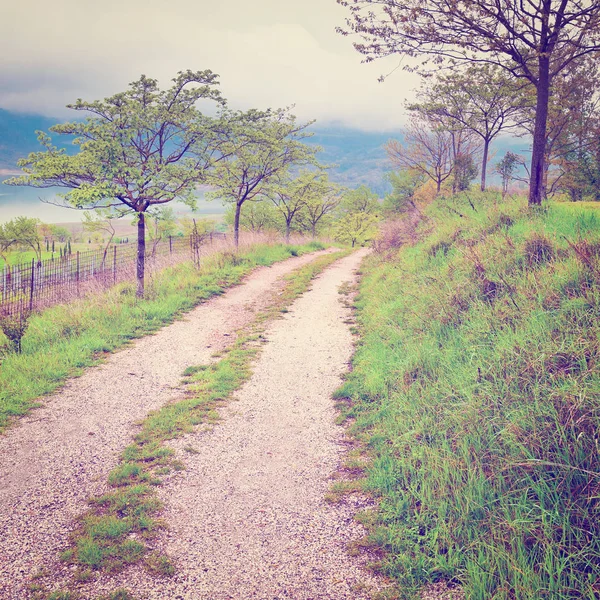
[0,0,419,130]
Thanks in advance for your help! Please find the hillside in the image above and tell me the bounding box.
[340,194,600,598]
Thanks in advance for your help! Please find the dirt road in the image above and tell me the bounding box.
[0,248,382,599]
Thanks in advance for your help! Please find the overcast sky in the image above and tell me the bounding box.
[1,0,419,130]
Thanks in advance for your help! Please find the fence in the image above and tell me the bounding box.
[0,232,227,322]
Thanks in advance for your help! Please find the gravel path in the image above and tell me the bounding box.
[88,248,384,600]
[0,250,332,599]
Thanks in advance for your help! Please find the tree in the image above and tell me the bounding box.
[266,170,330,242]
[224,201,282,233]
[386,118,454,194]
[340,184,381,215]
[206,108,317,248]
[495,151,525,199]
[297,173,343,238]
[337,0,600,205]
[383,169,426,214]
[5,70,226,297]
[408,65,527,190]
[82,209,119,266]
[453,152,479,192]
[333,212,379,247]
[0,217,42,268]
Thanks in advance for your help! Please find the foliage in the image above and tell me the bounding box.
[382,169,425,214]
[333,211,378,247]
[206,107,318,247]
[295,172,343,238]
[495,151,525,199]
[339,192,600,598]
[0,217,42,265]
[5,70,226,296]
[339,184,380,215]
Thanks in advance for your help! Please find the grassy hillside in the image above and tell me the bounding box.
[340,193,600,599]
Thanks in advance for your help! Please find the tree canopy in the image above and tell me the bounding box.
[206,107,317,247]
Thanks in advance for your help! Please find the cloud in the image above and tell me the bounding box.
[0,0,419,130]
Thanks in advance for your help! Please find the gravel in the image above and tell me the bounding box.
[0,250,330,599]
[83,248,386,600]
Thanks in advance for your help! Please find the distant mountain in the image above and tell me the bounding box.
[0,109,399,191]
[0,109,529,223]
[307,127,400,196]
[0,109,60,170]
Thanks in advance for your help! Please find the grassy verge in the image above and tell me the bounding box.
[35,249,350,600]
[338,192,600,599]
[0,241,325,433]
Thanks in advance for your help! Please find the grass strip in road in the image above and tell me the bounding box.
[36,249,351,600]
[0,241,325,434]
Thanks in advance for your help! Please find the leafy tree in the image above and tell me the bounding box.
[266,170,328,242]
[337,0,600,205]
[333,212,379,247]
[495,151,525,199]
[82,208,123,264]
[383,169,426,214]
[223,201,282,233]
[453,152,479,192]
[0,217,42,267]
[340,184,380,215]
[206,108,317,247]
[408,65,527,190]
[296,173,343,238]
[5,70,226,297]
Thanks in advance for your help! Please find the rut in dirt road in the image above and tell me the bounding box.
[90,248,384,600]
[0,250,332,600]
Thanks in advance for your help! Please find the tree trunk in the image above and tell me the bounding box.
[311,223,317,239]
[234,202,242,249]
[136,211,145,298]
[285,221,291,243]
[529,56,551,206]
[481,138,490,192]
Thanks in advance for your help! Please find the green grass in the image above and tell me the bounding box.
[0,241,325,433]
[339,192,600,599]
[42,248,350,599]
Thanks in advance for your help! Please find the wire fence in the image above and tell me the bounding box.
[0,232,227,323]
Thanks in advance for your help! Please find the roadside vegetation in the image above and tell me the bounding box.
[35,248,349,600]
[339,192,600,599]
[0,241,324,433]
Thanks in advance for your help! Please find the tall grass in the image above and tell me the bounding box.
[340,192,600,599]
[0,241,324,433]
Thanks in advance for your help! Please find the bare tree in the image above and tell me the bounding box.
[386,118,454,194]
[408,65,528,191]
